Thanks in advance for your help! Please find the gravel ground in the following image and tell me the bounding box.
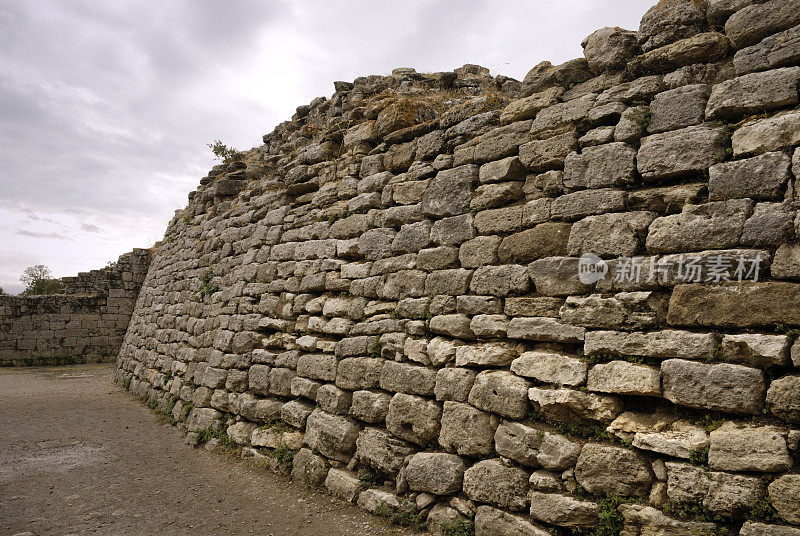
[0,364,417,536]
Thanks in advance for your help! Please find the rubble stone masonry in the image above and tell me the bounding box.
[116,1,800,534]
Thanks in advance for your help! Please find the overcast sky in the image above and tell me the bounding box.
[0,0,651,294]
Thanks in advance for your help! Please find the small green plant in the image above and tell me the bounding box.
[748,497,778,522]
[370,335,382,358]
[122,376,132,389]
[375,502,426,530]
[273,443,296,465]
[181,401,194,421]
[441,519,475,536]
[208,139,242,165]
[689,447,709,468]
[196,268,219,298]
[662,500,724,523]
[194,426,237,450]
[595,496,628,536]
[359,471,382,489]
[259,420,291,434]
[696,414,725,433]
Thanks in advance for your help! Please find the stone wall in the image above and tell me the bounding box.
[0,249,151,366]
[116,1,800,534]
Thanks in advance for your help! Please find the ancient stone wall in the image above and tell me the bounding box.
[0,249,151,366]
[116,1,800,534]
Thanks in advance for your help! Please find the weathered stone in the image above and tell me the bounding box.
[473,205,524,235]
[767,374,800,423]
[528,388,622,423]
[646,199,754,253]
[662,359,766,414]
[385,393,441,446]
[538,432,582,471]
[494,421,543,466]
[773,243,800,280]
[459,236,501,268]
[550,189,626,221]
[500,87,563,125]
[463,459,529,512]
[519,132,578,173]
[615,105,650,144]
[475,506,550,536]
[405,452,466,495]
[769,475,800,524]
[296,353,337,382]
[379,361,436,396]
[479,156,527,184]
[619,504,718,536]
[648,84,710,133]
[511,351,587,387]
[281,399,315,428]
[638,124,728,181]
[429,314,474,340]
[587,361,661,397]
[734,23,800,75]
[576,443,653,498]
[529,257,593,297]
[324,468,363,503]
[357,489,400,514]
[633,422,709,459]
[530,93,597,139]
[568,212,656,257]
[629,33,730,75]
[471,182,524,211]
[707,67,800,121]
[709,152,791,201]
[391,221,431,254]
[358,228,397,260]
[637,0,709,52]
[709,422,792,472]
[721,334,790,367]
[507,317,586,343]
[561,292,668,330]
[741,522,800,536]
[315,384,351,415]
[582,26,640,73]
[732,110,800,157]
[439,401,497,457]
[563,143,637,190]
[741,201,796,247]
[505,296,564,318]
[435,367,476,403]
[248,364,271,395]
[304,409,360,463]
[528,492,598,528]
[349,390,390,423]
[725,0,800,48]
[468,371,530,420]
[470,265,530,296]
[498,223,571,264]
[420,165,478,218]
[356,427,414,476]
[335,357,383,390]
[455,342,516,367]
[668,282,800,327]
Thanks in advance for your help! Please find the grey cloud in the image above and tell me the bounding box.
[16,229,71,240]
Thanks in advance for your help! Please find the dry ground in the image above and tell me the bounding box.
[0,364,416,536]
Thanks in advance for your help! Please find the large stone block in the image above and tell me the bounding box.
[519,132,578,173]
[732,110,800,157]
[567,211,656,257]
[304,409,360,463]
[734,23,800,75]
[529,257,592,297]
[507,317,586,343]
[646,199,754,253]
[648,84,710,133]
[385,393,441,446]
[587,361,661,397]
[296,353,337,382]
[475,506,550,536]
[528,388,622,423]
[435,367,476,402]
[740,522,800,536]
[355,427,414,476]
[468,371,530,419]
[498,223,571,264]
[550,188,626,221]
[349,390,391,423]
[335,357,383,390]
[619,504,718,536]
[511,351,587,387]
[667,282,800,327]
[709,422,792,472]
[463,459,529,512]
[661,359,766,414]
[439,401,497,457]
[530,93,596,139]
[470,264,530,296]
[379,361,436,396]
[493,421,543,466]
[420,165,478,218]
[529,492,598,528]
[706,67,800,121]
[724,0,800,48]
[582,26,640,73]
[563,142,637,189]
[721,334,790,367]
[637,0,709,52]
[637,125,728,181]
[575,443,653,498]
[561,292,668,330]
[769,475,800,524]
[709,151,791,201]
[405,452,466,495]
[766,374,800,423]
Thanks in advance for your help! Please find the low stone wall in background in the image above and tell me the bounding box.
[0,249,151,366]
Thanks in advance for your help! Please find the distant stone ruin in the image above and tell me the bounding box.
[0,249,150,366]
[116,0,800,534]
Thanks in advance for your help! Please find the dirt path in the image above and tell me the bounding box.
[0,364,414,536]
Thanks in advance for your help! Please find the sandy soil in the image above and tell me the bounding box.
[0,364,415,536]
